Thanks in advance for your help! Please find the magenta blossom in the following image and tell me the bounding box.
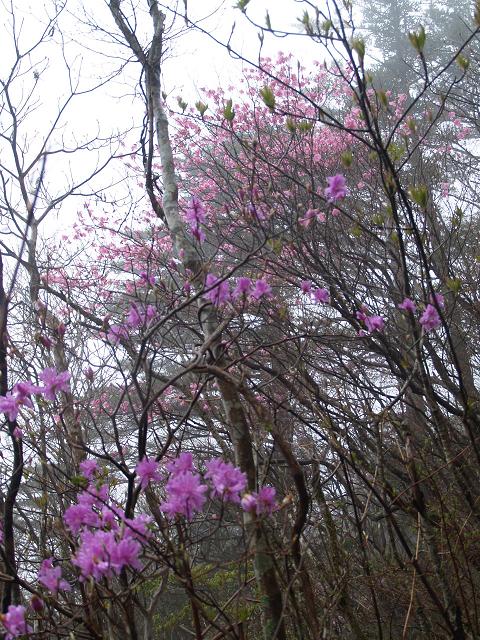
[364,315,385,333]
[241,486,278,516]
[205,458,247,503]
[420,304,441,332]
[79,459,98,481]
[398,298,416,313]
[161,471,207,520]
[429,293,445,308]
[166,452,194,476]
[312,288,330,304]
[325,174,347,202]
[300,280,312,294]
[232,277,252,299]
[204,273,231,306]
[250,279,272,300]
[136,457,162,489]
[39,367,71,401]
[73,529,142,580]
[107,323,129,345]
[138,271,155,286]
[38,558,71,595]
[185,196,207,243]
[0,394,22,422]
[1,605,31,639]
[357,308,385,333]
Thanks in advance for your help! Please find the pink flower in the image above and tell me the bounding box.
[39,367,71,401]
[241,486,278,516]
[429,293,445,309]
[166,452,194,476]
[138,271,155,286]
[2,605,31,639]
[107,324,129,345]
[205,458,247,503]
[161,471,207,519]
[64,501,101,535]
[325,174,347,202]
[79,459,98,481]
[398,298,416,313]
[126,304,142,329]
[240,493,257,513]
[364,315,385,333]
[136,457,162,489]
[300,280,312,294]
[357,308,385,333]
[312,288,330,304]
[126,304,156,330]
[0,394,21,422]
[232,277,252,299]
[298,208,323,227]
[73,529,142,579]
[185,196,207,242]
[251,279,272,300]
[420,304,441,332]
[38,558,71,595]
[255,486,277,515]
[204,273,230,306]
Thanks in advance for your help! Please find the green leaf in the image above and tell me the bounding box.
[408,26,426,53]
[341,150,353,167]
[195,101,208,116]
[298,120,313,133]
[409,185,428,209]
[235,0,250,12]
[456,54,470,71]
[223,98,235,122]
[176,96,188,112]
[446,278,461,294]
[260,85,276,111]
[285,117,296,133]
[265,10,271,30]
[351,38,365,61]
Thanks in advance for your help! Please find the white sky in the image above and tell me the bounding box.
[0,0,330,239]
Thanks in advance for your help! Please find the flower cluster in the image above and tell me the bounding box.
[107,302,157,344]
[205,274,272,306]
[63,466,151,581]
[398,293,444,333]
[0,369,70,423]
[38,558,71,596]
[185,196,207,243]
[241,487,277,515]
[300,281,330,304]
[356,306,385,335]
[0,605,31,640]
[324,174,347,202]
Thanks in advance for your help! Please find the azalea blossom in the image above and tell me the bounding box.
[38,558,71,595]
[312,288,330,304]
[38,367,71,401]
[324,174,347,202]
[420,304,441,332]
[136,457,162,489]
[161,470,207,520]
[398,298,416,313]
[232,277,252,299]
[204,273,231,306]
[241,486,278,516]
[205,458,247,503]
[1,605,31,640]
[251,279,272,300]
